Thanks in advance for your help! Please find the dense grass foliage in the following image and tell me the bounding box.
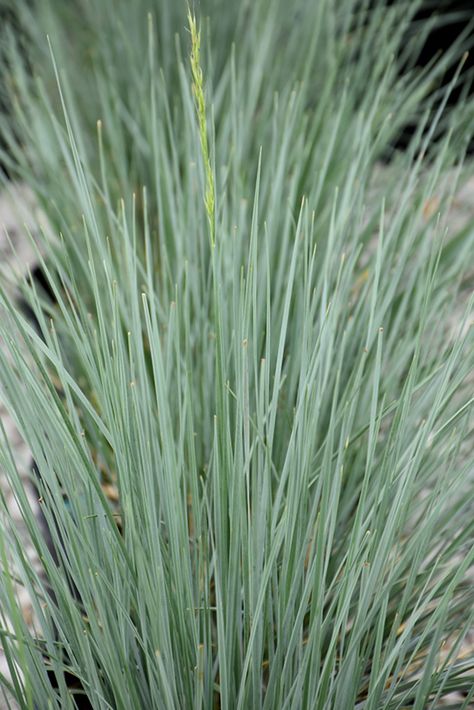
[0,1,474,707]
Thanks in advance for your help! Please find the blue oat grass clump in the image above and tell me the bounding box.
[0,1,473,708]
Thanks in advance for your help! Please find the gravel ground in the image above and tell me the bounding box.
[0,179,473,708]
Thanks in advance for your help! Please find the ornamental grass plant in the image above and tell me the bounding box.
[0,0,474,707]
